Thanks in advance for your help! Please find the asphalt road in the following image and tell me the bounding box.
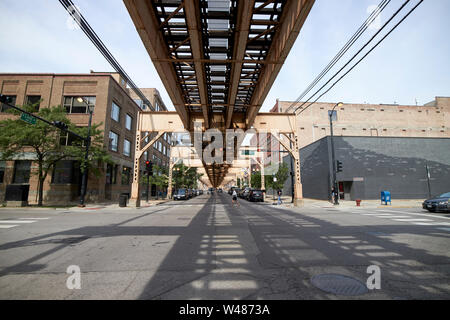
[0,193,449,299]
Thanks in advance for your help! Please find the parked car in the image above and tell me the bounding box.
[422,192,450,213]
[174,189,188,201]
[248,189,264,202]
[218,188,223,193]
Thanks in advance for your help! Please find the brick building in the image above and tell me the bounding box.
[0,72,170,205]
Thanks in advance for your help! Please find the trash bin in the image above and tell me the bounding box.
[119,194,128,207]
[381,191,391,205]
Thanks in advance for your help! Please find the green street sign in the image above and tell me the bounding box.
[20,113,37,125]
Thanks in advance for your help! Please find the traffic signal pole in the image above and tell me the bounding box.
[329,103,343,205]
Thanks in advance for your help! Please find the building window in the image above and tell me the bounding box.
[26,95,41,111]
[13,160,31,184]
[125,114,132,131]
[111,102,121,122]
[121,166,131,185]
[106,164,118,184]
[63,96,95,114]
[109,131,119,152]
[0,161,5,183]
[52,161,80,184]
[123,139,131,157]
[0,95,17,112]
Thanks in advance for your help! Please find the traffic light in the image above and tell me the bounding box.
[53,121,69,131]
[145,160,153,176]
[336,160,343,173]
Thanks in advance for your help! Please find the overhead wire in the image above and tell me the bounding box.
[59,0,153,110]
[296,0,424,115]
[286,0,391,112]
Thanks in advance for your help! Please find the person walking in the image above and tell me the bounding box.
[232,189,240,207]
[277,189,282,205]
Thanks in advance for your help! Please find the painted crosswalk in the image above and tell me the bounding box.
[0,217,50,230]
[352,209,450,231]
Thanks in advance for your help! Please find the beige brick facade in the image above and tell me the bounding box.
[0,72,170,205]
[273,97,450,149]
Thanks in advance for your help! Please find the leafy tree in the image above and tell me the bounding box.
[0,104,111,206]
[141,164,169,191]
[251,171,262,189]
[172,163,203,189]
[266,162,290,191]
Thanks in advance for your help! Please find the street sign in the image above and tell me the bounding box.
[20,113,37,125]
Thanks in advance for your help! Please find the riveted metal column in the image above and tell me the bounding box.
[130,112,142,207]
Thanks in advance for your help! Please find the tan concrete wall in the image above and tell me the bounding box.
[275,98,450,148]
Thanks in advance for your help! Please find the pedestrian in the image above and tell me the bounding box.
[277,189,282,205]
[232,189,240,207]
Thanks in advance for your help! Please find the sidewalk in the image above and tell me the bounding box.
[0,198,171,211]
[262,196,423,209]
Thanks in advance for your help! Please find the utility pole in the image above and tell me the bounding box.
[329,102,343,205]
[426,163,432,199]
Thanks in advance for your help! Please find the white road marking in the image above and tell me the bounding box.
[376,216,409,219]
[0,220,37,224]
[392,219,433,222]
[0,225,18,229]
[362,214,394,216]
[18,217,49,220]
[378,210,450,221]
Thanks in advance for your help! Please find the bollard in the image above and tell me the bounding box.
[356,199,361,207]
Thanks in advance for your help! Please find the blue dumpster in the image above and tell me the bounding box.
[381,191,391,205]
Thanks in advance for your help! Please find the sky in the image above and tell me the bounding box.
[0,0,449,111]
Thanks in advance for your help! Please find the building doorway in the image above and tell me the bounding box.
[339,181,353,201]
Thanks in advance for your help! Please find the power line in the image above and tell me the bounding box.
[286,0,391,113]
[297,0,424,115]
[59,0,153,110]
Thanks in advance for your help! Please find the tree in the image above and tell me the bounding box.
[141,164,169,193]
[0,104,111,206]
[266,162,289,191]
[172,163,203,189]
[251,171,262,189]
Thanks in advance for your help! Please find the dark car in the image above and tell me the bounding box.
[422,192,450,213]
[248,189,264,202]
[218,188,223,193]
[174,189,188,201]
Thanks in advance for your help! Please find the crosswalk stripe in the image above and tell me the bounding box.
[377,216,409,219]
[378,210,450,221]
[0,220,37,224]
[0,225,18,229]
[392,219,432,222]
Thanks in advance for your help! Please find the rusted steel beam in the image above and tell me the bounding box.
[185,0,210,128]
[247,0,315,128]
[226,0,255,129]
[123,0,190,128]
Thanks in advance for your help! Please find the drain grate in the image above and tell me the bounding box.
[311,274,368,296]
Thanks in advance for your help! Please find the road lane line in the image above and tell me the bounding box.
[0,220,37,224]
[0,225,18,229]
[18,218,49,220]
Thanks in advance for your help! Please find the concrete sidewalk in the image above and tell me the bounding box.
[262,195,423,209]
[0,198,171,211]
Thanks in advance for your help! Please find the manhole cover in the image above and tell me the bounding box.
[311,274,368,296]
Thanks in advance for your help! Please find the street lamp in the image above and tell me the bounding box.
[329,102,343,205]
[77,97,94,207]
